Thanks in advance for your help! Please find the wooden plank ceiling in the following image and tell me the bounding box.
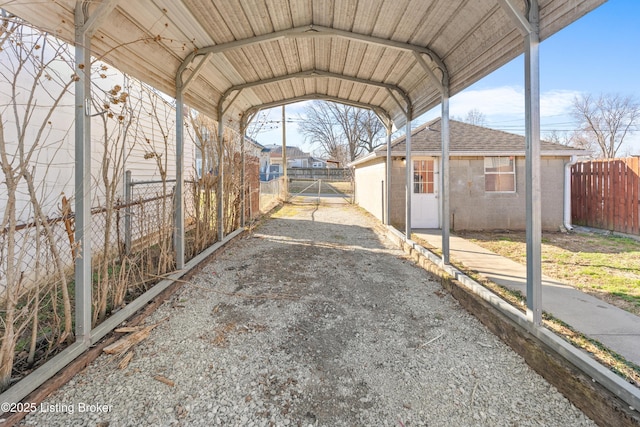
[4,0,604,130]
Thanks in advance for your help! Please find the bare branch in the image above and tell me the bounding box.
[572,93,640,158]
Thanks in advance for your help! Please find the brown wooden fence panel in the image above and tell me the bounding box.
[632,157,640,234]
[571,158,640,234]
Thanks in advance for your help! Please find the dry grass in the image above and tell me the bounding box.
[412,230,640,387]
[456,230,640,316]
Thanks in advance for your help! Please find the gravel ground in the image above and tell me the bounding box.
[21,201,595,426]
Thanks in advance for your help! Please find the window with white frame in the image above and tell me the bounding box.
[413,159,435,194]
[484,156,515,192]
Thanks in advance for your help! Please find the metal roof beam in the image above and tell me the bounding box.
[245,94,392,128]
[305,25,449,87]
[413,52,444,94]
[182,52,212,92]
[82,0,120,35]
[219,69,411,118]
[498,0,533,35]
[177,24,448,90]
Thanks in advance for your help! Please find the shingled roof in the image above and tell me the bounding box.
[351,118,587,166]
[267,145,309,159]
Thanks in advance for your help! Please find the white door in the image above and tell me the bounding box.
[411,158,439,228]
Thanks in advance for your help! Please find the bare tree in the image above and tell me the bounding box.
[330,103,364,162]
[462,108,487,127]
[298,101,384,164]
[544,130,573,146]
[572,93,640,158]
[245,110,273,142]
[298,101,346,163]
[358,109,385,153]
[90,74,139,325]
[186,109,219,254]
[0,14,75,390]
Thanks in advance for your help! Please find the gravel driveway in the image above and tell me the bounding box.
[22,201,594,426]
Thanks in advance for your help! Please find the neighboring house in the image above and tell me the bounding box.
[245,137,272,181]
[267,145,310,170]
[195,130,266,178]
[267,145,332,171]
[311,157,327,168]
[325,159,341,168]
[350,118,588,231]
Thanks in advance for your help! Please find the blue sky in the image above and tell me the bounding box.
[254,0,640,156]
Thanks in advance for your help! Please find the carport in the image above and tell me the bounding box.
[1,0,606,407]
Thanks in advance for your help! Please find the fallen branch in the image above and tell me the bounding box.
[419,332,445,348]
[104,318,167,355]
[103,325,156,355]
[470,380,479,405]
[114,326,143,334]
[117,351,134,370]
[154,375,175,387]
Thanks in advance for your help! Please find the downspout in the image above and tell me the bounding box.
[564,155,578,231]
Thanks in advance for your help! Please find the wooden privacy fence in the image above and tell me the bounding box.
[571,157,640,234]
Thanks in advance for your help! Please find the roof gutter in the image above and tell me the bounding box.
[347,150,380,167]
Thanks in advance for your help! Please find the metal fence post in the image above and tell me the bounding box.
[124,170,132,254]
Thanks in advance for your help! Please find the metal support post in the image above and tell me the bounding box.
[525,0,542,325]
[405,111,412,240]
[240,118,246,227]
[74,2,92,344]
[217,119,225,240]
[441,92,450,265]
[174,91,185,269]
[385,123,392,225]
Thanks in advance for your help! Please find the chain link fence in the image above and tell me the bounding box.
[2,155,269,393]
[260,177,286,212]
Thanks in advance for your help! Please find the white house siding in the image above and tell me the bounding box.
[97,79,197,196]
[1,69,195,221]
[354,157,386,222]
[1,58,196,290]
[0,69,76,222]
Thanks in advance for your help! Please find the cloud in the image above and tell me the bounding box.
[451,86,525,116]
[449,86,582,119]
[540,90,583,116]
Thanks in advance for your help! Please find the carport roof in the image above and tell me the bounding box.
[4,0,604,130]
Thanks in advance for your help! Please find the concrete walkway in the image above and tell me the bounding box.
[413,229,640,366]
